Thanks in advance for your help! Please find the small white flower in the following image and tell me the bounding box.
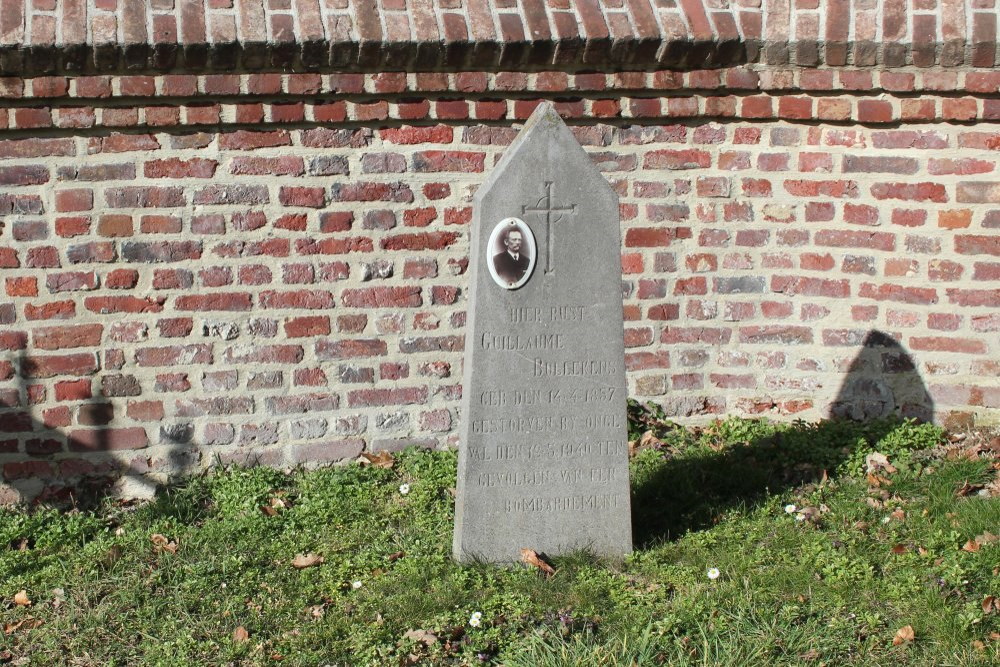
[784,504,797,514]
[707,568,721,580]
[469,612,482,627]
[399,483,410,495]
[351,580,362,589]
[795,513,806,522]
[881,516,891,524]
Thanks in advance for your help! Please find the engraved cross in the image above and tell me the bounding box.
[522,181,576,275]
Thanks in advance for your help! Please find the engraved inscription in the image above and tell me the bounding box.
[533,359,617,377]
[503,493,625,513]
[481,332,565,351]
[508,305,587,322]
[493,440,627,460]
[478,388,617,407]
[475,467,617,487]
[471,414,623,433]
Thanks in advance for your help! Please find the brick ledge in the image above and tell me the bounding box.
[0,1,995,75]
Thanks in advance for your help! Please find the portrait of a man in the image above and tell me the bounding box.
[487,218,536,289]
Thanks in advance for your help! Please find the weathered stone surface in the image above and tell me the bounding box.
[453,104,631,563]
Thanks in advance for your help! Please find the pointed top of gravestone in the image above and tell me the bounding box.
[476,103,615,206]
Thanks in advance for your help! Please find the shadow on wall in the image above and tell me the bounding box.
[631,329,935,547]
[828,330,934,423]
[0,351,199,508]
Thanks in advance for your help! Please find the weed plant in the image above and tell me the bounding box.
[0,413,997,665]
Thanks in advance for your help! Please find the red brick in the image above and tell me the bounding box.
[784,179,859,198]
[644,149,711,170]
[219,130,291,150]
[928,158,993,176]
[175,293,253,311]
[284,316,331,338]
[955,235,1000,256]
[347,387,428,408]
[937,210,973,230]
[279,186,326,208]
[5,276,36,297]
[68,427,148,451]
[54,379,92,401]
[380,232,458,251]
[21,353,98,378]
[909,337,987,355]
[316,338,388,360]
[144,158,218,179]
[738,326,813,345]
[341,287,422,308]
[859,283,938,305]
[34,324,103,350]
[856,99,894,123]
[84,295,165,314]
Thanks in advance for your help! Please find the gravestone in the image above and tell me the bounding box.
[453,104,631,562]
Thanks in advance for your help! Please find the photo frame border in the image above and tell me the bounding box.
[486,217,536,290]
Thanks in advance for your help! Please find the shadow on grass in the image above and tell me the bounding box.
[629,417,907,548]
[631,329,934,548]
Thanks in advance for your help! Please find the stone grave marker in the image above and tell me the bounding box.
[453,104,632,562]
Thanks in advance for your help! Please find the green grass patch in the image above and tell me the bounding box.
[1,414,998,665]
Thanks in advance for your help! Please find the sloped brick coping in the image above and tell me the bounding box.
[0,1,995,75]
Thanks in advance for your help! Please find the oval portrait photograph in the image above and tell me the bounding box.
[486,218,536,290]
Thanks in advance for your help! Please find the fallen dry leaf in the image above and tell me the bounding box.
[520,548,556,576]
[798,648,821,661]
[13,591,30,607]
[291,553,324,569]
[358,451,395,469]
[890,508,906,521]
[259,505,278,517]
[150,534,178,554]
[867,473,892,488]
[975,531,999,545]
[387,551,405,562]
[865,497,884,510]
[892,625,915,646]
[890,544,908,555]
[3,617,42,635]
[639,430,663,449]
[957,481,984,497]
[962,540,981,553]
[866,452,898,475]
[232,626,249,642]
[990,632,1000,641]
[972,640,986,651]
[403,628,438,646]
[983,596,998,614]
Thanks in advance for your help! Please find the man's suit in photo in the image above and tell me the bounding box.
[493,251,530,284]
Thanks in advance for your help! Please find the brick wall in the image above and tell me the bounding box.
[1,2,999,502]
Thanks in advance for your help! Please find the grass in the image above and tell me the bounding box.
[1,411,998,666]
